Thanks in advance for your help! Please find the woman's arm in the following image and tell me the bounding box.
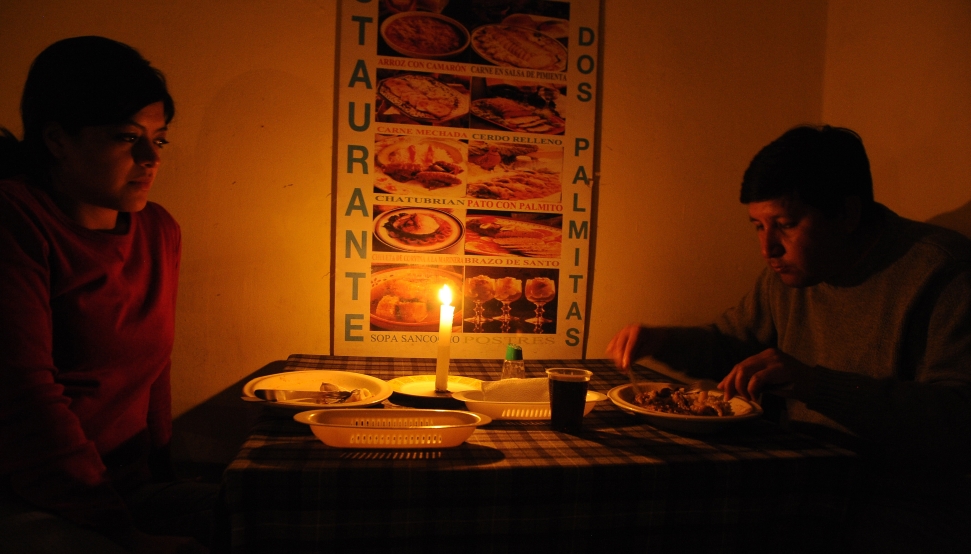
[0,190,137,540]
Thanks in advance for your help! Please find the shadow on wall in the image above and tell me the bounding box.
[928,198,971,240]
[170,360,287,482]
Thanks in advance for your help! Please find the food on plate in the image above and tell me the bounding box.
[371,270,460,325]
[378,74,467,122]
[345,389,374,403]
[397,300,429,322]
[375,294,429,323]
[465,216,561,258]
[376,137,465,190]
[537,20,568,39]
[472,25,567,71]
[471,97,564,134]
[486,83,563,105]
[379,209,459,249]
[383,14,467,57]
[466,141,561,201]
[376,295,425,321]
[467,141,538,171]
[466,172,560,201]
[502,14,569,39]
[465,274,496,302]
[634,387,734,417]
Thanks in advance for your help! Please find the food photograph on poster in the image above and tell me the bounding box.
[377,0,571,72]
[372,205,466,254]
[369,264,464,332]
[464,210,562,258]
[373,134,468,197]
[462,267,558,334]
[338,0,593,360]
[465,139,563,201]
[470,78,566,135]
[375,70,471,127]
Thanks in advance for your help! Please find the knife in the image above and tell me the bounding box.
[253,389,353,403]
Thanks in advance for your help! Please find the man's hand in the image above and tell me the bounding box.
[718,348,808,401]
[606,325,664,371]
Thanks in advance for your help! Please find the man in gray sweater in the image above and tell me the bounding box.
[607,125,971,552]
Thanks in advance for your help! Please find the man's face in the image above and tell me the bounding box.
[747,196,853,288]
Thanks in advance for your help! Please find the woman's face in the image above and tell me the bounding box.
[47,101,168,229]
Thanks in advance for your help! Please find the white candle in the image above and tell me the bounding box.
[435,284,453,392]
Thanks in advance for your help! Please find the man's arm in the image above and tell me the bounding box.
[609,269,780,379]
[722,269,971,468]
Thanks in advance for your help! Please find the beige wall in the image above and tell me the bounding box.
[2,0,969,419]
[587,0,827,359]
[822,0,971,232]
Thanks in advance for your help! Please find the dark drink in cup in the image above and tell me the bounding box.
[546,368,592,432]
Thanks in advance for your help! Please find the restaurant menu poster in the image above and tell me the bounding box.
[333,0,600,359]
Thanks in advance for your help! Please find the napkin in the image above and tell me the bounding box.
[480,378,550,402]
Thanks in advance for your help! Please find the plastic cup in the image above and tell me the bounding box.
[546,368,592,432]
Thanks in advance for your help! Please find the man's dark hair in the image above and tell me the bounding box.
[740,125,874,219]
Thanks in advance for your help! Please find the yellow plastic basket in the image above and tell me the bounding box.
[294,409,491,449]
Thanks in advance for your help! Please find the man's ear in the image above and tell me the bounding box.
[42,123,70,160]
[841,196,863,233]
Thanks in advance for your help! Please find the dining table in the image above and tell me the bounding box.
[222,354,862,553]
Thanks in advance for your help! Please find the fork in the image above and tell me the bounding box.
[627,366,644,398]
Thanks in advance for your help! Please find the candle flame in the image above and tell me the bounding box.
[438,284,452,306]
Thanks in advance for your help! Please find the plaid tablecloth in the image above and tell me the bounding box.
[224,355,860,553]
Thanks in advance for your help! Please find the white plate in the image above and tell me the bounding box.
[295,408,491,449]
[463,216,562,258]
[471,25,567,72]
[470,98,566,135]
[242,370,393,410]
[453,389,606,420]
[374,207,464,253]
[380,12,470,59]
[369,266,463,331]
[607,383,762,434]
[387,374,483,398]
[373,136,467,197]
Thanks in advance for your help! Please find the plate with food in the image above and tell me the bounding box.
[375,208,464,253]
[370,266,463,331]
[465,141,562,201]
[607,382,762,434]
[464,216,561,258]
[380,12,470,59]
[377,74,469,124]
[465,171,561,202]
[242,370,393,410]
[375,136,467,196]
[500,14,569,40]
[471,24,567,72]
[471,97,565,135]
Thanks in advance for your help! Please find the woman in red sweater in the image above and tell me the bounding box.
[0,37,216,553]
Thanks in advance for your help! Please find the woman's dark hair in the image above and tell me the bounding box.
[739,125,874,219]
[0,36,174,182]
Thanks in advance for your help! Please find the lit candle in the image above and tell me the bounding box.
[435,284,454,392]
